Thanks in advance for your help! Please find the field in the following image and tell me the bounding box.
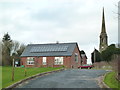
[2,66,62,88]
[104,71,120,88]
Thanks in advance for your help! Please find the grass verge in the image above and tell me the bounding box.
[2,66,62,88]
[0,66,2,90]
[104,71,120,89]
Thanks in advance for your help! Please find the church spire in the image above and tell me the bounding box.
[101,7,106,33]
[99,7,108,52]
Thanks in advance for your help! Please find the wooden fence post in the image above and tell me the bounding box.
[25,66,27,77]
[12,59,14,81]
[25,61,27,77]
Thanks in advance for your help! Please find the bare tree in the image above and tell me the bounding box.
[2,33,26,66]
[11,41,20,55]
[17,44,26,56]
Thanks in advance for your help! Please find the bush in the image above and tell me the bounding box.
[101,44,120,62]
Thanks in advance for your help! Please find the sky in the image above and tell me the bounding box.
[0,0,119,64]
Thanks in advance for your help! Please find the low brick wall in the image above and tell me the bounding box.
[4,68,64,89]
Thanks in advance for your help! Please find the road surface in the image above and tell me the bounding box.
[17,69,107,88]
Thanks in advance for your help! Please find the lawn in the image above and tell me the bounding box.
[0,66,2,89]
[104,71,120,89]
[2,66,62,88]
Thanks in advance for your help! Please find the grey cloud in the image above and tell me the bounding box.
[0,0,118,64]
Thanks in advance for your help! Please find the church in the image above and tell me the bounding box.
[99,8,108,52]
[91,8,108,63]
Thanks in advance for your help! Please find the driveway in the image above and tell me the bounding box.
[17,69,107,88]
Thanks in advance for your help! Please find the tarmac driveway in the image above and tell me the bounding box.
[17,69,107,88]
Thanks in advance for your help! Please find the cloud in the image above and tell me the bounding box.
[0,0,119,63]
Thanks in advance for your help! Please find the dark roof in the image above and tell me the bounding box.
[80,50,85,54]
[21,42,78,57]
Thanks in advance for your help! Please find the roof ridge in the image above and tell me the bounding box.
[28,42,77,46]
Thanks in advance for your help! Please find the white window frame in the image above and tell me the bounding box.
[27,57,34,65]
[54,57,63,65]
[42,57,47,65]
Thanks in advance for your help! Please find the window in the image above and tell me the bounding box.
[75,53,78,62]
[27,57,34,65]
[102,38,104,43]
[43,57,46,65]
[54,57,63,65]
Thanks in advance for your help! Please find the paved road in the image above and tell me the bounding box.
[17,69,107,88]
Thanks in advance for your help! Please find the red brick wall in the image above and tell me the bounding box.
[70,45,82,68]
[63,56,71,68]
[21,56,71,68]
[82,56,87,65]
[47,57,54,67]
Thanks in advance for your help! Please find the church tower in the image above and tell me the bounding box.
[99,8,108,52]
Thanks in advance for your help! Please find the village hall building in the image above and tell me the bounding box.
[21,42,86,68]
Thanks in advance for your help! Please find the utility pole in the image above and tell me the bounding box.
[12,59,14,81]
[118,55,120,81]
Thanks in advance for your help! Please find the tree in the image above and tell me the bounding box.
[17,44,26,56]
[10,41,20,66]
[10,41,26,66]
[2,33,13,66]
[15,44,26,66]
[2,33,26,66]
[12,41,20,54]
[101,44,120,62]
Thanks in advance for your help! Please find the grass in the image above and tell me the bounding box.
[0,66,2,90]
[104,71,120,89]
[2,66,62,88]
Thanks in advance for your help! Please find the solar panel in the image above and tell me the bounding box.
[30,45,68,53]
